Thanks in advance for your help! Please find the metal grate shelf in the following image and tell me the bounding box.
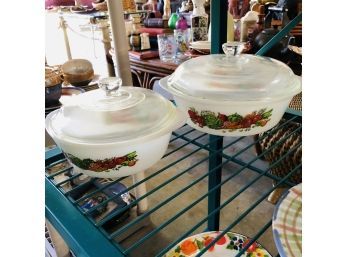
[46,2,302,255]
[45,112,301,257]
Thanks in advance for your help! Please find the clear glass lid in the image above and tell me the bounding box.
[168,42,301,101]
[46,77,178,143]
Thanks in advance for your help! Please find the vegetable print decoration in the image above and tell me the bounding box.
[166,231,272,257]
[65,151,138,172]
[188,108,273,131]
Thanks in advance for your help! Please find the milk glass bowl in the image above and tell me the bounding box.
[45,77,186,178]
[160,42,301,136]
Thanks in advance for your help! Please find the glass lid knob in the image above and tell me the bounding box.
[98,77,123,97]
[222,41,245,57]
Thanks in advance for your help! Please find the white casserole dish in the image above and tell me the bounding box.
[160,42,301,136]
[45,77,186,178]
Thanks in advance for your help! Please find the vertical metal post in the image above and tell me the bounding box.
[210,0,227,54]
[98,19,116,76]
[207,135,224,231]
[132,172,149,215]
[207,0,227,231]
[106,0,133,86]
[59,15,72,60]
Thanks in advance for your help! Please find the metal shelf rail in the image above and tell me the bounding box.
[46,113,301,257]
[45,1,302,256]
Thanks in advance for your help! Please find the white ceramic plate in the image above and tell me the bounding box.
[288,45,302,56]
[165,231,272,257]
[190,41,211,54]
[272,183,302,257]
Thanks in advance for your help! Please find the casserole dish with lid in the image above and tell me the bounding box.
[45,77,186,178]
[160,42,301,136]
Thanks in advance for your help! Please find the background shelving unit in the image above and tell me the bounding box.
[45,1,302,256]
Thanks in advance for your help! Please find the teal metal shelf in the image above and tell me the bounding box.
[46,112,301,257]
[45,1,302,256]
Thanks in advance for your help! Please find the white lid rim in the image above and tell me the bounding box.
[165,54,301,102]
[45,108,186,147]
[163,77,301,104]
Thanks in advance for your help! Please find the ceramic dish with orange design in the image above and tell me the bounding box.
[165,231,272,257]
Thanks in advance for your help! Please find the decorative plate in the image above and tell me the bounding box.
[70,6,96,14]
[189,41,211,54]
[61,86,85,96]
[184,50,206,57]
[165,231,272,257]
[272,184,302,257]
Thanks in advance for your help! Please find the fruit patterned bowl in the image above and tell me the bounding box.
[165,231,272,257]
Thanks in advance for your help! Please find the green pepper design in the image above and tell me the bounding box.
[261,109,273,119]
[201,111,223,129]
[228,113,243,123]
[188,108,273,130]
[65,151,138,172]
[195,239,204,250]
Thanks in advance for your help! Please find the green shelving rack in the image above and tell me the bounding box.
[45,1,302,256]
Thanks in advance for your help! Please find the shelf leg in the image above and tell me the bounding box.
[59,16,72,61]
[132,171,149,215]
[206,0,228,232]
[98,19,115,77]
[207,135,223,231]
[210,0,228,54]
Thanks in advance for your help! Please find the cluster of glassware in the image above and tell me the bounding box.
[157,28,191,62]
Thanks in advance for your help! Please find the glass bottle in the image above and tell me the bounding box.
[240,11,258,42]
[190,0,209,42]
[168,12,180,29]
[234,19,241,41]
[176,15,188,30]
[254,5,265,35]
[142,0,158,12]
[227,10,235,42]
[130,23,141,51]
[162,0,171,19]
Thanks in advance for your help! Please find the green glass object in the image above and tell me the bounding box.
[168,13,179,29]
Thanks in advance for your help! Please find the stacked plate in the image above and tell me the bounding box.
[272,184,302,257]
[189,41,211,55]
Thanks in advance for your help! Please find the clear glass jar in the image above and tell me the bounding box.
[234,19,241,42]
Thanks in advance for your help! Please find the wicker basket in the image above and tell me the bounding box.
[254,93,302,184]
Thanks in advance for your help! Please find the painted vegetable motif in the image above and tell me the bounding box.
[188,108,273,131]
[66,151,138,172]
[166,232,271,257]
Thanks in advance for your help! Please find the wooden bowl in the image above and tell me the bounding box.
[63,70,94,86]
[62,59,93,76]
[62,59,94,86]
